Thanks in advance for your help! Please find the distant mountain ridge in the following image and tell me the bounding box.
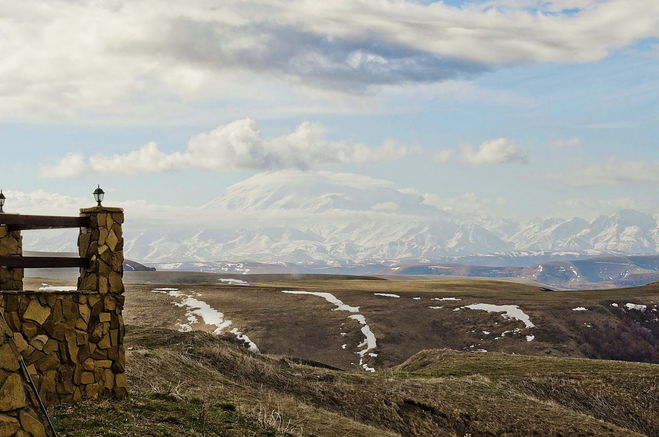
[380,255,659,289]
[22,171,658,264]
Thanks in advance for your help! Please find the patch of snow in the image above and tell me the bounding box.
[431,297,462,301]
[412,297,421,300]
[572,307,588,311]
[460,303,535,328]
[526,335,535,342]
[583,323,592,328]
[482,330,490,335]
[373,293,400,298]
[428,306,443,309]
[230,328,260,353]
[219,278,248,285]
[281,290,359,312]
[151,288,259,353]
[349,314,378,372]
[281,290,376,372]
[625,303,647,311]
[611,303,619,307]
[475,349,487,352]
[38,285,77,291]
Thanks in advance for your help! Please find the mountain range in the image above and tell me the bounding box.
[23,171,658,265]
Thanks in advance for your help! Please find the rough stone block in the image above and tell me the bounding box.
[0,414,20,437]
[0,374,26,411]
[19,410,47,437]
[0,344,19,372]
[23,301,51,325]
[80,372,95,385]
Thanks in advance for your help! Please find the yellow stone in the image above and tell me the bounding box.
[12,333,28,353]
[98,334,111,350]
[106,230,119,252]
[0,374,26,411]
[0,414,19,437]
[99,312,111,323]
[19,410,47,437]
[115,373,127,388]
[23,300,51,325]
[30,335,49,351]
[80,372,95,385]
[0,344,19,371]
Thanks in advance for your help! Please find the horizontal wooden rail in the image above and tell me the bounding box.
[0,214,90,231]
[0,256,90,268]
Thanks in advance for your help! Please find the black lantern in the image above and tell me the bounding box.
[93,185,105,207]
[0,190,5,213]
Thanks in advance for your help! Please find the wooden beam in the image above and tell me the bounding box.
[0,214,90,230]
[0,256,90,268]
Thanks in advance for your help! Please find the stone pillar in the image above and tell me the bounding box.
[0,225,23,290]
[77,207,124,294]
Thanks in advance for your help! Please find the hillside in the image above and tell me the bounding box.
[26,276,659,372]
[52,326,658,436]
[380,254,659,288]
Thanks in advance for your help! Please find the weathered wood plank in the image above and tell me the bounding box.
[0,256,90,268]
[0,214,90,230]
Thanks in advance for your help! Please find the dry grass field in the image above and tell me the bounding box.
[23,275,659,436]
[51,326,658,436]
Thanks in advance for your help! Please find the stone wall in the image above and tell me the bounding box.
[0,205,127,423]
[0,290,127,406]
[0,313,48,437]
[0,225,23,291]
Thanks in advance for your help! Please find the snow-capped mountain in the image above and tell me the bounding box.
[511,210,658,254]
[21,171,659,264]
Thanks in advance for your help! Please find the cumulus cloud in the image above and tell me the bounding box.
[1,0,658,122]
[40,119,412,178]
[552,138,582,149]
[547,158,659,187]
[460,138,528,166]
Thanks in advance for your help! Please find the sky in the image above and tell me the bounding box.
[2,0,658,226]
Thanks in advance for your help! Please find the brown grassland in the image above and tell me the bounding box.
[21,276,659,436]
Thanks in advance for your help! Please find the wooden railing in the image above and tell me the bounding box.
[0,214,90,268]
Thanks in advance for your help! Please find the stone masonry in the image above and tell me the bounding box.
[0,315,48,437]
[0,225,23,291]
[0,205,127,436]
[78,207,124,295]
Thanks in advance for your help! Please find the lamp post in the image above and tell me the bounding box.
[93,185,105,207]
[0,190,5,213]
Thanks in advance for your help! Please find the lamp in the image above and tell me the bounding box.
[93,185,105,207]
[0,190,5,213]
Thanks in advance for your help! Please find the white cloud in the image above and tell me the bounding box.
[40,119,412,178]
[547,158,659,187]
[432,149,452,164]
[552,138,581,149]
[460,138,528,166]
[554,197,658,220]
[1,0,658,122]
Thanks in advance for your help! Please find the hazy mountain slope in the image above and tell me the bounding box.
[382,255,659,288]
[21,171,659,264]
